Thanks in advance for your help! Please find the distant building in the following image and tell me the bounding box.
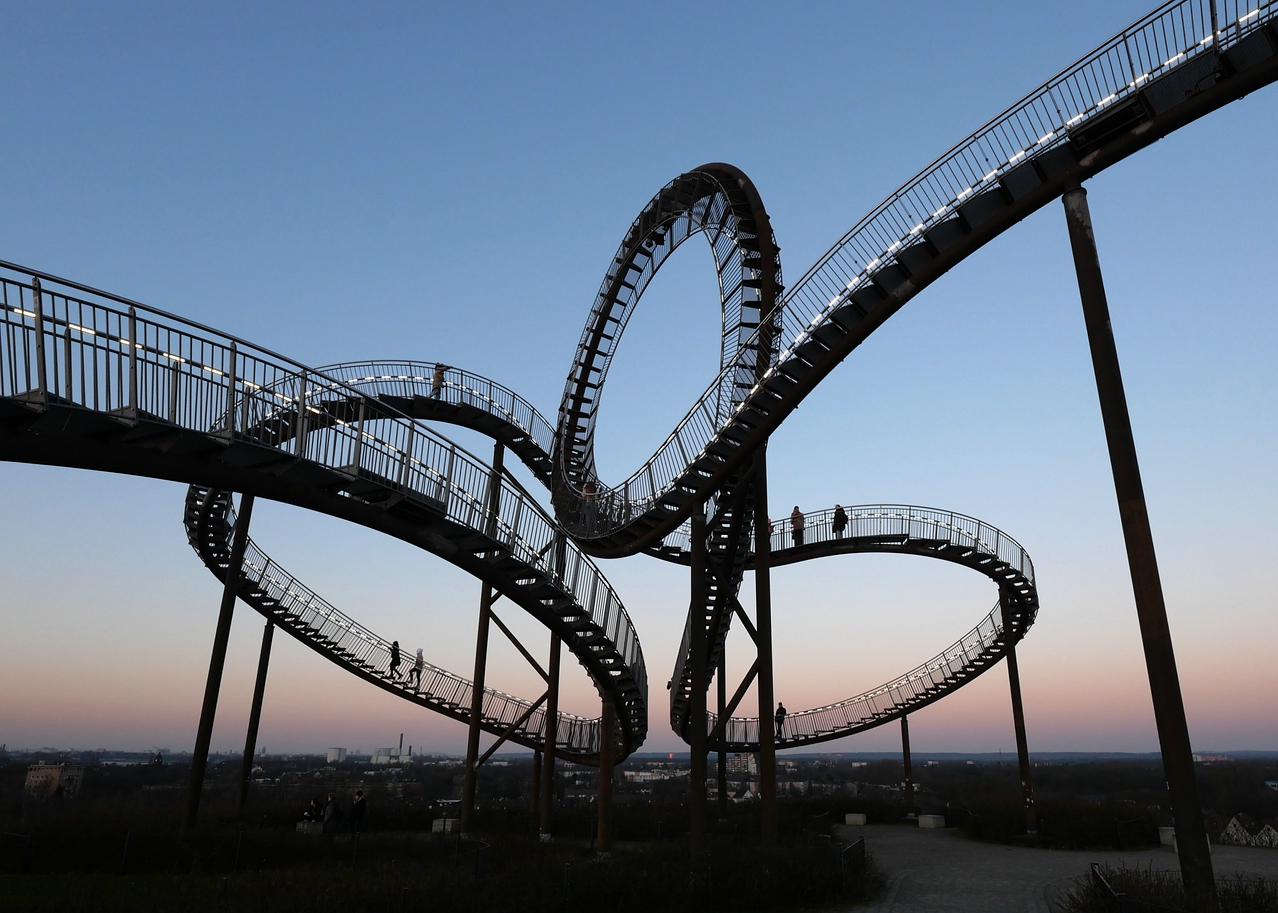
[726,753,757,776]
[24,764,86,800]
[624,769,687,783]
[371,748,402,765]
[326,748,348,764]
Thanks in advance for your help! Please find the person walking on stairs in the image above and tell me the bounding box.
[833,504,848,538]
[775,702,787,740]
[790,506,805,547]
[411,648,424,690]
[389,640,401,679]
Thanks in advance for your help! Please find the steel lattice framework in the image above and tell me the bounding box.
[1,0,1275,761]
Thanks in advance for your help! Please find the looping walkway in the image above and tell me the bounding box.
[1,0,1275,769]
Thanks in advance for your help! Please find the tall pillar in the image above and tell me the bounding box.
[1002,596,1037,835]
[901,715,915,815]
[461,442,505,835]
[236,618,274,809]
[1062,186,1214,898]
[717,649,728,817]
[538,631,562,841]
[183,492,255,832]
[529,749,542,819]
[753,445,777,847]
[689,512,708,857]
[460,584,495,835]
[596,694,614,854]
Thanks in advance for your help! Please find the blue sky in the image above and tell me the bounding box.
[0,1,1274,756]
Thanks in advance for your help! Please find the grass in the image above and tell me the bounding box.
[0,832,881,913]
[1053,864,1278,913]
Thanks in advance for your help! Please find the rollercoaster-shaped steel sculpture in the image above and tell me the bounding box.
[1,0,1275,778]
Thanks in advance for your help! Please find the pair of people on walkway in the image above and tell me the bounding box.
[789,504,849,545]
[388,641,424,689]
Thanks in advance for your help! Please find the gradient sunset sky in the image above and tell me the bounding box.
[0,1,1274,758]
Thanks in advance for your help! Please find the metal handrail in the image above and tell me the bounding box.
[705,597,1008,747]
[660,504,1035,584]
[318,360,556,460]
[0,265,646,748]
[668,504,1037,747]
[552,0,1277,542]
[210,500,599,753]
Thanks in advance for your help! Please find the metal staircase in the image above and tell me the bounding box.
[183,486,607,760]
[549,0,1278,560]
[2,0,1275,764]
[0,265,647,762]
[662,505,1039,751]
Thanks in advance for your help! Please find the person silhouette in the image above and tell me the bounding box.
[389,640,401,678]
[790,506,805,547]
[775,702,787,739]
[411,648,424,690]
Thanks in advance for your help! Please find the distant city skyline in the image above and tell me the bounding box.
[1,1,1274,757]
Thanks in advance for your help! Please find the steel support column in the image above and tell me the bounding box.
[461,442,505,835]
[236,618,274,810]
[460,582,495,835]
[1062,186,1214,899]
[529,749,541,819]
[753,445,777,847]
[538,630,562,841]
[1002,596,1037,835]
[901,715,915,815]
[596,694,615,854]
[183,492,255,832]
[688,511,708,858]
[716,649,728,816]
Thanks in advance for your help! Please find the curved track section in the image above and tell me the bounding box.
[556,0,1278,559]
[2,0,1275,762]
[315,361,557,486]
[553,163,781,546]
[0,266,647,762]
[660,506,1038,750]
[184,487,603,760]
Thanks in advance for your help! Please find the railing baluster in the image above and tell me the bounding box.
[127,306,137,414]
[31,277,46,401]
[224,341,237,434]
[168,358,180,424]
[295,371,308,458]
[63,319,73,401]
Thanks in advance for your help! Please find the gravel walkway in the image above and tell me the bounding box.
[835,823,1278,912]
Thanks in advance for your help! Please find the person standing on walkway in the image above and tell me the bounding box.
[833,504,848,538]
[323,792,341,833]
[389,640,401,679]
[582,480,598,531]
[790,506,805,547]
[411,648,424,691]
[349,790,366,834]
[430,363,448,399]
[775,702,787,740]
